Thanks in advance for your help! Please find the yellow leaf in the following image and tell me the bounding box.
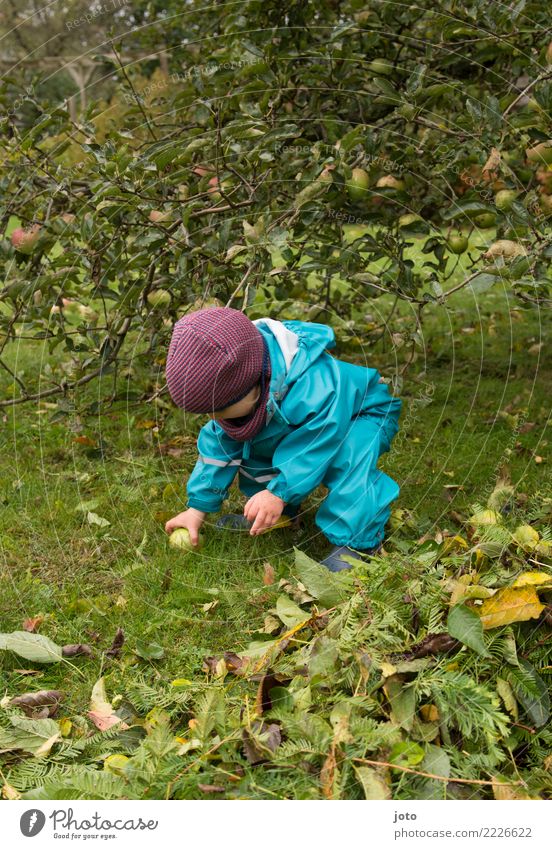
[59,718,72,737]
[496,678,518,719]
[440,535,468,556]
[512,525,540,550]
[476,586,545,630]
[380,661,397,678]
[104,754,129,775]
[354,765,391,800]
[492,776,532,800]
[511,571,552,588]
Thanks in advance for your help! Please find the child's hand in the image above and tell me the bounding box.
[165,508,206,546]
[244,490,285,536]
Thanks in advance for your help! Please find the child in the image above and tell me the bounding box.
[164,306,402,572]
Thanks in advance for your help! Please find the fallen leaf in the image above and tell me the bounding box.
[22,616,44,633]
[73,435,98,447]
[354,764,391,800]
[263,562,276,585]
[62,644,93,658]
[2,781,21,799]
[10,690,63,719]
[134,640,164,660]
[0,632,63,664]
[198,783,225,794]
[106,627,125,658]
[242,721,281,764]
[0,716,61,757]
[87,677,128,732]
[476,586,545,630]
[87,511,110,528]
[320,748,339,799]
[492,775,532,800]
[511,571,552,588]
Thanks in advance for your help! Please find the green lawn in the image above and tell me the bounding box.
[1,279,551,799]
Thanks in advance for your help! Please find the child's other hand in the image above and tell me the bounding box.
[244,490,285,536]
[165,508,206,546]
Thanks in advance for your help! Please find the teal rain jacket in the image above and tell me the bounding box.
[185,319,402,548]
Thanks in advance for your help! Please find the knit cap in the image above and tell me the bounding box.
[165,306,265,414]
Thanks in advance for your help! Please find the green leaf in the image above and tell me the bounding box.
[0,716,61,756]
[0,631,63,663]
[293,548,349,608]
[389,741,425,766]
[511,659,550,728]
[417,744,451,799]
[447,604,490,657]
[353,765,391,799]
[134,640,165,660]
[275,594,306,627]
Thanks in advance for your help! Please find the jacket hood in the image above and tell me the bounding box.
[254,318,336,402]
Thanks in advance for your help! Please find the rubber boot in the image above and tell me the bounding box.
[319,543,382,573]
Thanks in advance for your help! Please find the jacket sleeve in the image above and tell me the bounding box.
[265,363,350,505]
[186,420,243,513]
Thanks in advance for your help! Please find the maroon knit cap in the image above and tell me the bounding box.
[165,307,271,441]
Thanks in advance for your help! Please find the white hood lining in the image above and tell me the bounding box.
[253,317,299,372]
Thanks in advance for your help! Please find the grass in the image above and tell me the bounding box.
[1,266,551,798]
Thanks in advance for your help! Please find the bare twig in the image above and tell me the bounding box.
[353,758,527,788]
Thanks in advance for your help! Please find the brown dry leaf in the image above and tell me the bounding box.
[10,690,63,719]
[22,616,44,633]
[203,651,249,677]
[320,747,339,799]
[242,721,281,764]
[106,627,125,658]
[482,147,501,179]
[2,781,21,800]
[476,586,545,630]
[73,435,98,447]
[62,644,93,658]
[198,783,225,794]
[262,562,276,586]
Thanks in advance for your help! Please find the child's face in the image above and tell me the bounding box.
[211,383,261,420]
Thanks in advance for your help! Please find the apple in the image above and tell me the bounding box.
[148,209,171,223]
[473,212,496,228]
[526,141,552,165]
[169,528,204,551]
[447,234,469,254]
[494,189,518,211]
[346,167,370,202]
[11,224,41,254]
[147,289,171,309]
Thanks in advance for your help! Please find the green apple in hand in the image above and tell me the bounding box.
[168,528,204,551]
